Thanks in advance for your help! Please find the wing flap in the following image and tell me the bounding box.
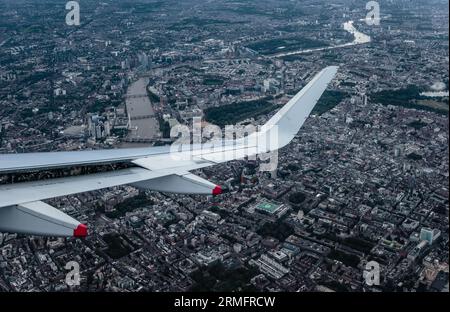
[131,154,212,171]
[0,168,166,208]
[0,201,87,237]
[132,172,222,195]
[260,66,339,148]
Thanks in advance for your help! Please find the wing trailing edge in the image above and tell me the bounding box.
[132,172,222,195]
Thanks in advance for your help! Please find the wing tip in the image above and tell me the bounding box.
[212,185,222,196]
[73,224,88,237]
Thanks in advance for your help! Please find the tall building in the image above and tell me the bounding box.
[263,78,279,93]
[87,114,108,140]
[138,52,149,69]
[420,227,441,245]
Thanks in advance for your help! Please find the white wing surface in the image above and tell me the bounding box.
[0,66,338,236]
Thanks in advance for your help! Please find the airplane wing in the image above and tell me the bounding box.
[0,66,338,237]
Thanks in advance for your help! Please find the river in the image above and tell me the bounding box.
[273,20,371,58]
[420,91,450,97]
[125,77,160,142]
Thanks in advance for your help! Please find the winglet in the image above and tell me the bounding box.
[0,201,88,237]
[73,224,88,237]
[201,66,339,163]
[260,66,339,149]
